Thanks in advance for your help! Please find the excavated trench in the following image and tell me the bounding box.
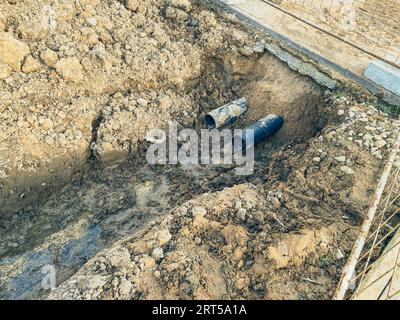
[0,52,330,299]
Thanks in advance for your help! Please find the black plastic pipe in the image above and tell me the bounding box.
[239,114,284,149]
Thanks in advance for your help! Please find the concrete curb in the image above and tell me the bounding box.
[210,0,400,107]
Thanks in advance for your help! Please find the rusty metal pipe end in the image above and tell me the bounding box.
[204,97,248,129]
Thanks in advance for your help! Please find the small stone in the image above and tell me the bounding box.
[40,118,54,130]
[334,156,346,163]
[363,134,373,141]
[377,121,386,127]
[137,98,148,107]
[58,111,66,119]
[192,206,206,216]
[364,126,376,131]
[153,270,161,279]
[194,237,202,245]
[22,56,41,73]
[336,249,345,260]
[0,32,30,71]
[326,131,336,139]
[156,229,172,246]
[234,200,242,209]
[312,157,321,163]
[354,140,363,147]
[167,0,192,12]
[111,277,119,288]
[44,135,54,144]
[236,208,246,221]
[165,7,188,23]
[340,166,354,175]
[374,140,387,149]
[119,277,133,296]
[108,248,132,268]
[271,197,281,209]
[86,17,97,27]
[151,247,164,260]
[40,48,59,67]
[238,47,253,56]
[85,275,108,289]
[233,247,244,261]
[337,110,345,116]
[253,42,265,53]
[125,0,139,11]
[372,151,383,160]
[55,57,84,83]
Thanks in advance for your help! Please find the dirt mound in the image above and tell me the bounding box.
[47,184,342,299]
[0,0,256,213]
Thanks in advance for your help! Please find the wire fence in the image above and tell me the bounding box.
[259,1,400,299]
[268,0,400,68]
[334,131,400,300]
[257,1,400,298]
[351,163,400,299]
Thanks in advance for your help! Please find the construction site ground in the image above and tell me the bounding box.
[0,0,399,300]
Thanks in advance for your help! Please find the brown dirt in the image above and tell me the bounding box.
[0,0,256,214]
[0,0,399,301]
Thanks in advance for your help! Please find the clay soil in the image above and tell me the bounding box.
[0,0,399,300]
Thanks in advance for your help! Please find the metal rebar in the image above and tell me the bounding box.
[386,244,400,299]
[353,262,398,296]
[388,287,400,300]
[351,237,400,285]
[366,208,400,243]
[334,131,400,300]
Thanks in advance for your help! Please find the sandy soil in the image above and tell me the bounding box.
[0,0,258,213]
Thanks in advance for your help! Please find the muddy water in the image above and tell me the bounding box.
[0,156,257,299]
[0,54,328,299]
